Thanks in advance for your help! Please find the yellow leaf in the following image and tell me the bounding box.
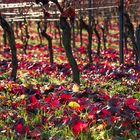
[96,124,104,130]
[68,101,80,109]
[0,95,5,99]
[99,131,105,138]
[30,79,37,85]
[72,84,80,92]
[17,94,26,101]
[21,83,28,87]
[7,100,11,104]
[8,83,12,90]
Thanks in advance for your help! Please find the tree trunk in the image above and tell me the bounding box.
[135,25,140,63]
[60,17,80,85]
[58,26,62,47]
[54,23,57,39]
[38,21,54,64]
[37,21,42,46]
[3,30,7,48]
[54,21,62,47]
[124,24,128,53]
[0,16,18,81]
[104,16,110,34]
[124,33,128,53]
[15,21,19,38]
[119,0,124,64]
[88,0,93,62]
[103,16,110,48]
[80,18,93,62]
[79,18,83,47]
[124,13,139,64]
[72,21,76,48]
[101,26,106,50]
[41,30,53,64]
[52,0,80,84]
[23,20,29,54]
[131,36,139,64]
[49,21,52,33]
[88,29,93,63]
[94,26,101,56]
[76,20,79,37]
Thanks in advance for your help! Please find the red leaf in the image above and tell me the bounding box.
[36,89,41,95]
[71,120,88,135]
[15,123,23,134]
[126,98,137,105]
[136,111,140,117]
[50,99,60,108]
[102,109,110,115]
[44,95,52,102]
[111,116,117,123]
[60,94,71,100]
[62,116,69,124]
[24,125,30,133]
[31,95,37,103]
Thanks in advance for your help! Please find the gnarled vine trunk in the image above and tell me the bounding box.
[100,26,106,50]
[3,30,7,48]
[72,20,76,48]
[87,28,93,62]
[135,25,140,63]
[41,30,53,64]
[79,17,83,47]
[88,0,93,62]
[60,17,80,85]
[43,0,80,84]
[0,16,18,81]
[124,13,139,64]
[23,20,30,54]
[80,18,93,63]
[94,25,101,56]
[119,0,124,64]
[37,21,42,46]
[54,21,62,47]
[38,21,54,64]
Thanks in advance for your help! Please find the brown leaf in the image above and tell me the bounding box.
[30,128,41,138]
[72,84,80,92]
